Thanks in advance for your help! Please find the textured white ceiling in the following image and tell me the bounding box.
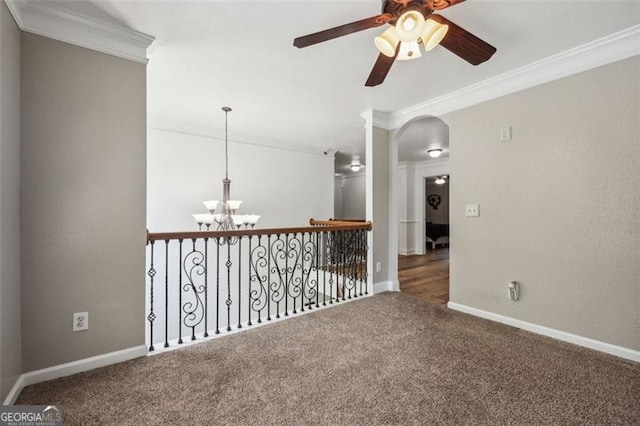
[33,1,640,171]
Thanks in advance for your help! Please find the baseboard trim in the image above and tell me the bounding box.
[447,302,640,363]
[373,280,399,294]
[2,375,24,406]
[2,345,147,405]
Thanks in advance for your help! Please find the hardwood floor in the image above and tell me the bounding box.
[399,248,449,305]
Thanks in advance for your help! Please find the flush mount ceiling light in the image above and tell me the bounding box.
[427,148,443,158]
[435,175,448,185]
[350,156,365,172]
[293,0,497,87]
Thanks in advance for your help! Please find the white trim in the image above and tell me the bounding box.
[6,0,154,64]
[447,302,640,363]
[371,110,391,129]
[2,345,148,405]
[387,25,640,130]
[398,249,417,256]
[373,280,399,294]
[2,375,24,406]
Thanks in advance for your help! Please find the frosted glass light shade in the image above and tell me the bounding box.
[231,215,246,227]
[421,19,449,51]
[203,200,219,213]
[395,10,425,42]
[246,215,261,226]
[202,214,215,225]
[397,41,422,61]
[227,200,242,211]
[192,214,208,224]
[374,27,400,57]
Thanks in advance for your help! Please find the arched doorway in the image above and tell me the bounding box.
[394,116,451,304]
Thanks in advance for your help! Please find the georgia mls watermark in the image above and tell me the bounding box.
[0,405,63,426]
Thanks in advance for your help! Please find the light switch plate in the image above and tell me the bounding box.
[500,126,512,141]
[465,204,480,217]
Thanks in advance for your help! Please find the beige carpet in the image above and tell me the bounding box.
[16,293,640,425]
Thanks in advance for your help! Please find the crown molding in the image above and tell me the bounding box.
[148,120,329,158]
[361,109,392,130]
[388,25,640,130]
[5,0,154,64]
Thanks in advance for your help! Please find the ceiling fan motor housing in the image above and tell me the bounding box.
[382,0,433,24]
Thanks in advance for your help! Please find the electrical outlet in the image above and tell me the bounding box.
[73,312,89,332]
[376,262,382,273]
[465,204,480,217]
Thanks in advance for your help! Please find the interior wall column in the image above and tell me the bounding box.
[363,110,399,293]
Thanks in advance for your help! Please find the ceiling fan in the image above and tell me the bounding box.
[293,0,496,87]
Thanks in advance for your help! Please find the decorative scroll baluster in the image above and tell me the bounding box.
[183,238,206,341]
[147,240,156,351]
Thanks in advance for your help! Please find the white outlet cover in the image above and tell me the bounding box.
[73,312,89,332]
[465,204,480,217]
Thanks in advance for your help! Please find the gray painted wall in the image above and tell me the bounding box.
[0,1,21,402]
[445,57,640,351]
[21,34,147,371]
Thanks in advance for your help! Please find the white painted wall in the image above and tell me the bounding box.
[147,128,334,231]
[340,173,366,220]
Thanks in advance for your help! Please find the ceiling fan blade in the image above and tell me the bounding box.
[365,44,400,87]
[294,14,392,48]
[430,14,496,65]
[425,0,467,11]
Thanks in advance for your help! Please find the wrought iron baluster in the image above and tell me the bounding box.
[164,240,170,348]
[322,231,327,306]
[178,239,183,344]
[300,233,305,312]
[285,233,289,317]
[237,237,242,329]
[216,237,220,334]
[147,241,156,352]
[204,237,209,337]
[267,234,271,321]
[315,232,320,308]
[248,236,252,326]
[226,241,232,332]
[181,238,207,342]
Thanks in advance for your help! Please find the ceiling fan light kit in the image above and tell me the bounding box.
[293,0,497,87]
[397,41,422,61]
[421,19,449,51]
[396,10,426,42]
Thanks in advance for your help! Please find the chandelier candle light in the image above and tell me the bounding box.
[193,107,260,231]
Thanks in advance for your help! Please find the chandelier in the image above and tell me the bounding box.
[192,107,260,231]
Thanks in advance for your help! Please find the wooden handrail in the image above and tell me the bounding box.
[147,219,372,243]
